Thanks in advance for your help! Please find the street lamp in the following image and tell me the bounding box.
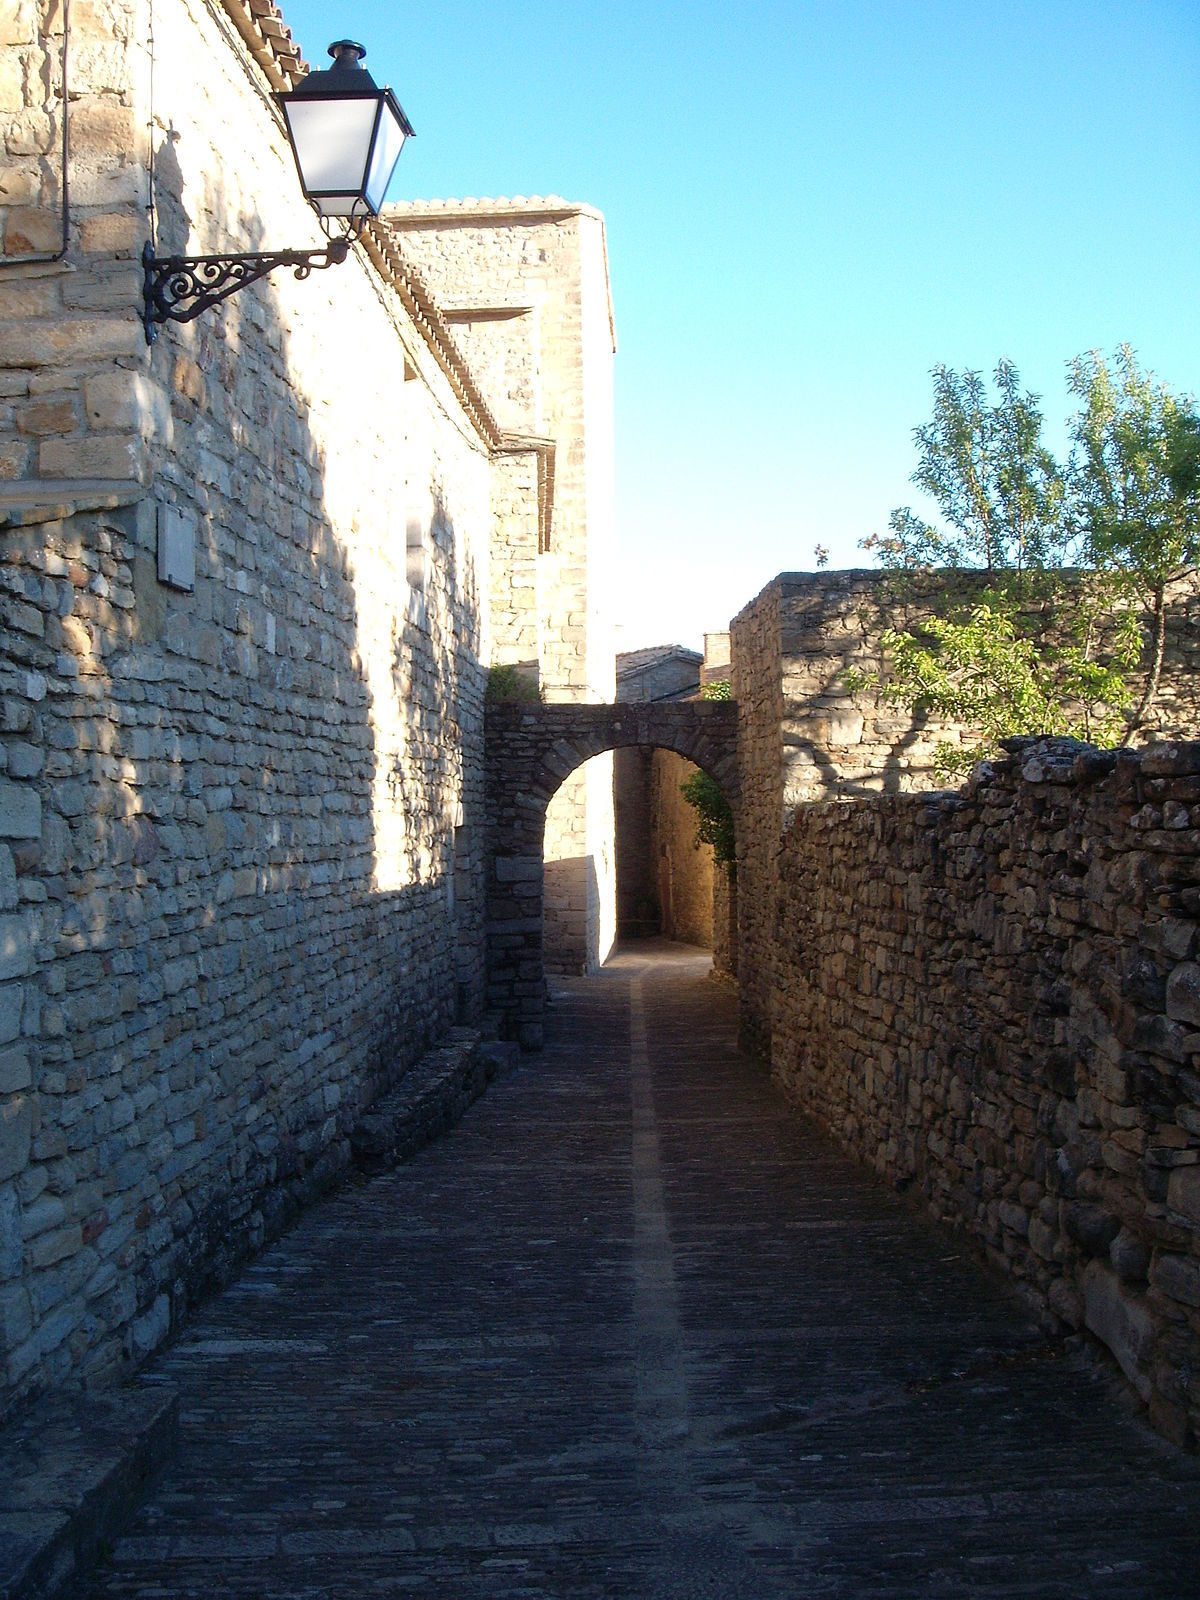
[142,40,414,343]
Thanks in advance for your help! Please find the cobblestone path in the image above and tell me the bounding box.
[84,944,1200,1598]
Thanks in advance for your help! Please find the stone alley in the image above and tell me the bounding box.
[81,945,1200,1599]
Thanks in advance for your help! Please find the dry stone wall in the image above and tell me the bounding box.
[0,0,494,1414]
[732,570,1200,1054]
[771,738,1200,1445]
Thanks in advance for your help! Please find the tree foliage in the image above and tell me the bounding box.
[485,662,543,704]
[862,360,1068,574]
[1068,346,1200,725]
[859,350,1200,773]
[875,607,1133,775]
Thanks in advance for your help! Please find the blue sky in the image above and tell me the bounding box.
[281,1,1200,651]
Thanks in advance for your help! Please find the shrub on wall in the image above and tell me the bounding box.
[680,770,736,872]
[486,663,543,704]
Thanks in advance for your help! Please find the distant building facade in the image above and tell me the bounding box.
[389,199,618,974]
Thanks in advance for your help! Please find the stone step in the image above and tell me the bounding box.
[350,1027,506,1176]
[0,1383,178,1600]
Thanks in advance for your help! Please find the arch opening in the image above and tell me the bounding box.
[483,700,740,1047]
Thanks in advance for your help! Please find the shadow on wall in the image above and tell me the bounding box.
[2,144,486,1411]
[784,657,942,808]
[791,575,1200,810]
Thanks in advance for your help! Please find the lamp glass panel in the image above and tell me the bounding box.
[364,102,408,213]
[283,96,377,212]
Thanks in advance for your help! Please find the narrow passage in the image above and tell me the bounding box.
[83,944,1200,1598]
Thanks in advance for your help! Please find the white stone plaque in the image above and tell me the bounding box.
[157,504,195,592]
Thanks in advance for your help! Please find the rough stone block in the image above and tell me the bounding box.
[0,1046,30,1095]
[1166,962,1200,1028]
[1,207,62,255]
[0,782,40,841]
[71,98,138,153]
[0,984,21,1047]
[1152,1252,1200,1309]
[0,54,23,115]
[0,2,36,47]
[39,434,141,481]
[1109,1226,1150,1284]
[0,318,144,369]
[0,1095,33,1184]
[15,395,78,436]
[1081,1260,1153,1400]
[0,1283,32,1347]
[83,371,171,438]
[0,1184,21,1279]
[1167,1164,1200,1226]
[1062,1201,1120,1257]
[0,439,31,480]
[79,210,142,255]
[0,916,35,982]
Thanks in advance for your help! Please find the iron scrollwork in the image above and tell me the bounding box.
[141,235,353,344]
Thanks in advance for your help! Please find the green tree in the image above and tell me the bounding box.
[862,360,1069,575]
[874,606,1132,773]
[1068,345,1200,729]
[485,662,543,704]
[858,352,1199,773]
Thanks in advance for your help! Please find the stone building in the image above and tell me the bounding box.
[0,0,615,1413]
[387,200,618,975]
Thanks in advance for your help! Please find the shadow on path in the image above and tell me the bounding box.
[83,945,1200,1597]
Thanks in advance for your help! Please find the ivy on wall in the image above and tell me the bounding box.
[681,681,736,871]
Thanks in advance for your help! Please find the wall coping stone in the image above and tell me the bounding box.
[350,1029,518,1176]
[0,480,143,528]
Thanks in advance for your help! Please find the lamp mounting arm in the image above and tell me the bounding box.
[141,228,358,345]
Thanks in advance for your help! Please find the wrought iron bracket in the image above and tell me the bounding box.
[141,235,354,344]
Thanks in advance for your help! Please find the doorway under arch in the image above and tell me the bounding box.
[484,699,739,1047]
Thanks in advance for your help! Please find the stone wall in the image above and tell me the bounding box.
[611,744,716,948]
[649,750,713,948]
[771,738,1200,1445]
[615,746,656,937]
[731,569,1200,1053]
[730,581,785,1053]
[0,0,496,1414]
[1,0,150,485]
[712,864,736,978]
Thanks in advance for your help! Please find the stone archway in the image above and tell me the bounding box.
[484,700,739,1046]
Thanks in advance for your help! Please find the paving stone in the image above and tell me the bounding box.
[76,946,1200,1599]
